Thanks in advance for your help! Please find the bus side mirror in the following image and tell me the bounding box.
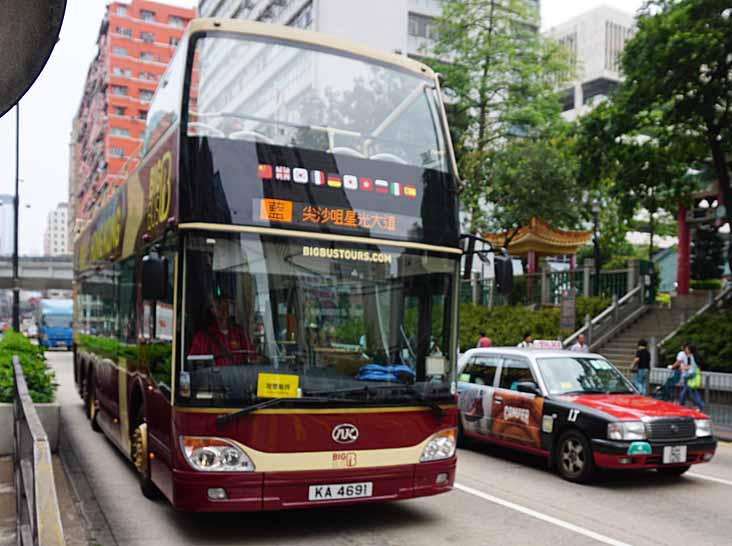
[462,236,476,280]
[142,254,168,301]
[494,253,513,296]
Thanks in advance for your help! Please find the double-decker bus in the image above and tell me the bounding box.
[73,19,461,512]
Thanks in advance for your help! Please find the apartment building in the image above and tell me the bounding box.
[43,203,70,256]
[544,5,635,120]
[69,0,194,239]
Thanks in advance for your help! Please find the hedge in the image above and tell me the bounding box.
[660,309,732,373]
[689,279,723,290]
[0,330,55,403]
[459,296,611,350]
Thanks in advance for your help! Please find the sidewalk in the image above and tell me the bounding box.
[0,457,15,546]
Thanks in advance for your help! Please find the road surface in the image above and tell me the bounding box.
[49,351,732,546]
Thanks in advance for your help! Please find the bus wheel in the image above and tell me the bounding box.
[132,412,160,500]
[87,373,101,432]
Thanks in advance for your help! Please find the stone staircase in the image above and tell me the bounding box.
[596,294,710,367]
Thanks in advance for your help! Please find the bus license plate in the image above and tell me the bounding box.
[308,482,372,501]
[56,341,66,347]
[663,445,687,464]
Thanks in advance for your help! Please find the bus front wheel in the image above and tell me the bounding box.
[132,411,160,500]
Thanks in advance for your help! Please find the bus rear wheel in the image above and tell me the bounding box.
[132,412,160,500]
[87,372,101,432]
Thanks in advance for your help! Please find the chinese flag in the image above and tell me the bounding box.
[258,164,273,179]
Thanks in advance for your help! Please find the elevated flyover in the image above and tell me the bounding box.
[0,256,72,290]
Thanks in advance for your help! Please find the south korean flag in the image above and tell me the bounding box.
[293,168,309,184]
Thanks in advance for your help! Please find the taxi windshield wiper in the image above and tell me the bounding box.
[562,388,605,395]
[215,396,337,425]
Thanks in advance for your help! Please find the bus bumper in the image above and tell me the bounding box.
[170,458,456,512]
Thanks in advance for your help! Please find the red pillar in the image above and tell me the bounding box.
[677,205,690,295]
[527,251,537,273]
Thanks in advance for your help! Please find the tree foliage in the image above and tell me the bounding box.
[619,0,732,268]
[691,225,726,280]
[430,0,576,232]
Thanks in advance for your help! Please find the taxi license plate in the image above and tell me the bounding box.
[308,482,372,501]
[663,445,687,464]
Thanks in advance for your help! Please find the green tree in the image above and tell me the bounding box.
[620,0,732,269]
[429,0,574,232]
[691,225,726,280]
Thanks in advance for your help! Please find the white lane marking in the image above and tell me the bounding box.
[687,472,732,487]
[454,483,633,546]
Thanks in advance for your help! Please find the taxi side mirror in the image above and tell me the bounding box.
[515,381,542,396]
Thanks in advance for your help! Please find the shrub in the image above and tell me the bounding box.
[660,309,732,373]
[690,279,722,290]
[0,330,55,403]
[575,296,611,329]
[459,304,562,350]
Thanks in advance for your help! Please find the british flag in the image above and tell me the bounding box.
[275,166,291,181]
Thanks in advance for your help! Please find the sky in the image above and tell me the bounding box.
[0,0,641,256]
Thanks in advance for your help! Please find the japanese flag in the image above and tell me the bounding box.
[343,175,358,190]
[311,170,325,186]
[375,179,389,194]
[293,168,309,183]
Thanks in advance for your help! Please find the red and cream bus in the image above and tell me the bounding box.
[73,19,461,511]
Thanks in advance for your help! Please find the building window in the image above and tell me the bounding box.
[111,85,128,96]
[408,13,439,40]
[140,10,156,22]
[141,31,155,44]
[139,71,147,80]
[139,89,154,102]
[113,66,123,76]
[114,106,126,115]
[115,26,132,37]
[112,46,128,56]
[111,127,130,137]
[169,15,185,28]
[138,109,148,120]
[110,147,125,158]
[140,51,155,61]
[169,36,180,47]
[117,5,127,16]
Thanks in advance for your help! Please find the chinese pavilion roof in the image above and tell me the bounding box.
[483,217,592,257]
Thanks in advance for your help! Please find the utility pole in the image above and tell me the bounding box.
[12,103,20,332]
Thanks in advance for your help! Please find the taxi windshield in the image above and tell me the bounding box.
[536,357,634,396]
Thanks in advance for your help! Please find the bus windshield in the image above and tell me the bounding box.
[187,34,449,172]
[179,232,456,407]
[42,314,72,329]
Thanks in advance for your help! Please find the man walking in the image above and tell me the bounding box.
[631,339,651,395]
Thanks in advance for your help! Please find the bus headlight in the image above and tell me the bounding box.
[607,421,647,441]
[695,419,712,437]
[420,428,456,462]
[180,436,255,472]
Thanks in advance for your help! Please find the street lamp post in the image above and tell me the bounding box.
[12,103,20,332]
[592,199,601,297]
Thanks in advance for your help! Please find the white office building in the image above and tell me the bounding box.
[544,5,635,120]
[43,203,70,256]
[0,195,14,257]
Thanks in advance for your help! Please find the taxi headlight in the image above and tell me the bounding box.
[695,419,712,437]
[180,436,255,472]
[420,428,457,462]
[607,421,647,441]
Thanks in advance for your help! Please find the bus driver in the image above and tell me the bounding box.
[188,296,256,366]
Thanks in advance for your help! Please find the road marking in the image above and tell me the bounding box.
[688,472,732,487]
[454,483,632,546]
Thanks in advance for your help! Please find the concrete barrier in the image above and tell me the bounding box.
[0,402,59,455]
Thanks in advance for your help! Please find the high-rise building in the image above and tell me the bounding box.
[544,5,635,120]
[44,203,70,256]
[69,0,195,240]
[198,0,539,59]
[0,194,14,257]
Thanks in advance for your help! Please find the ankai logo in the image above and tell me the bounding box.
[332,424,359,444]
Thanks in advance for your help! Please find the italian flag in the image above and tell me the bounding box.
[391,182,401,197]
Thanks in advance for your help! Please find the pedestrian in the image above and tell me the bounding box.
[679,344,704,411]
[517,332,533,348]
[477,331,492,348]
[631,339,651,395]
[570,333,589,353]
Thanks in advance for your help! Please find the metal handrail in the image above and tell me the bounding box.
[659,286,732,348]
[12,356,65,546]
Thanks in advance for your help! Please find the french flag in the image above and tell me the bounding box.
[311,170,325,186]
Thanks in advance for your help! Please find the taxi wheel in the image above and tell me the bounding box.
[656,465,691,476]
[557,430,595,483]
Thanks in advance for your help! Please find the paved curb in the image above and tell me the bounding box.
[714,427,732,443]
[58,420,118,546]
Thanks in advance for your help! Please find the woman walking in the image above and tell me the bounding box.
[631,339,651,395]
[679,344,705,411]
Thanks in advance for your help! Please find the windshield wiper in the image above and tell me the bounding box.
[562,389,606,395]
[215,396,336,425]
[306,385,446,419]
